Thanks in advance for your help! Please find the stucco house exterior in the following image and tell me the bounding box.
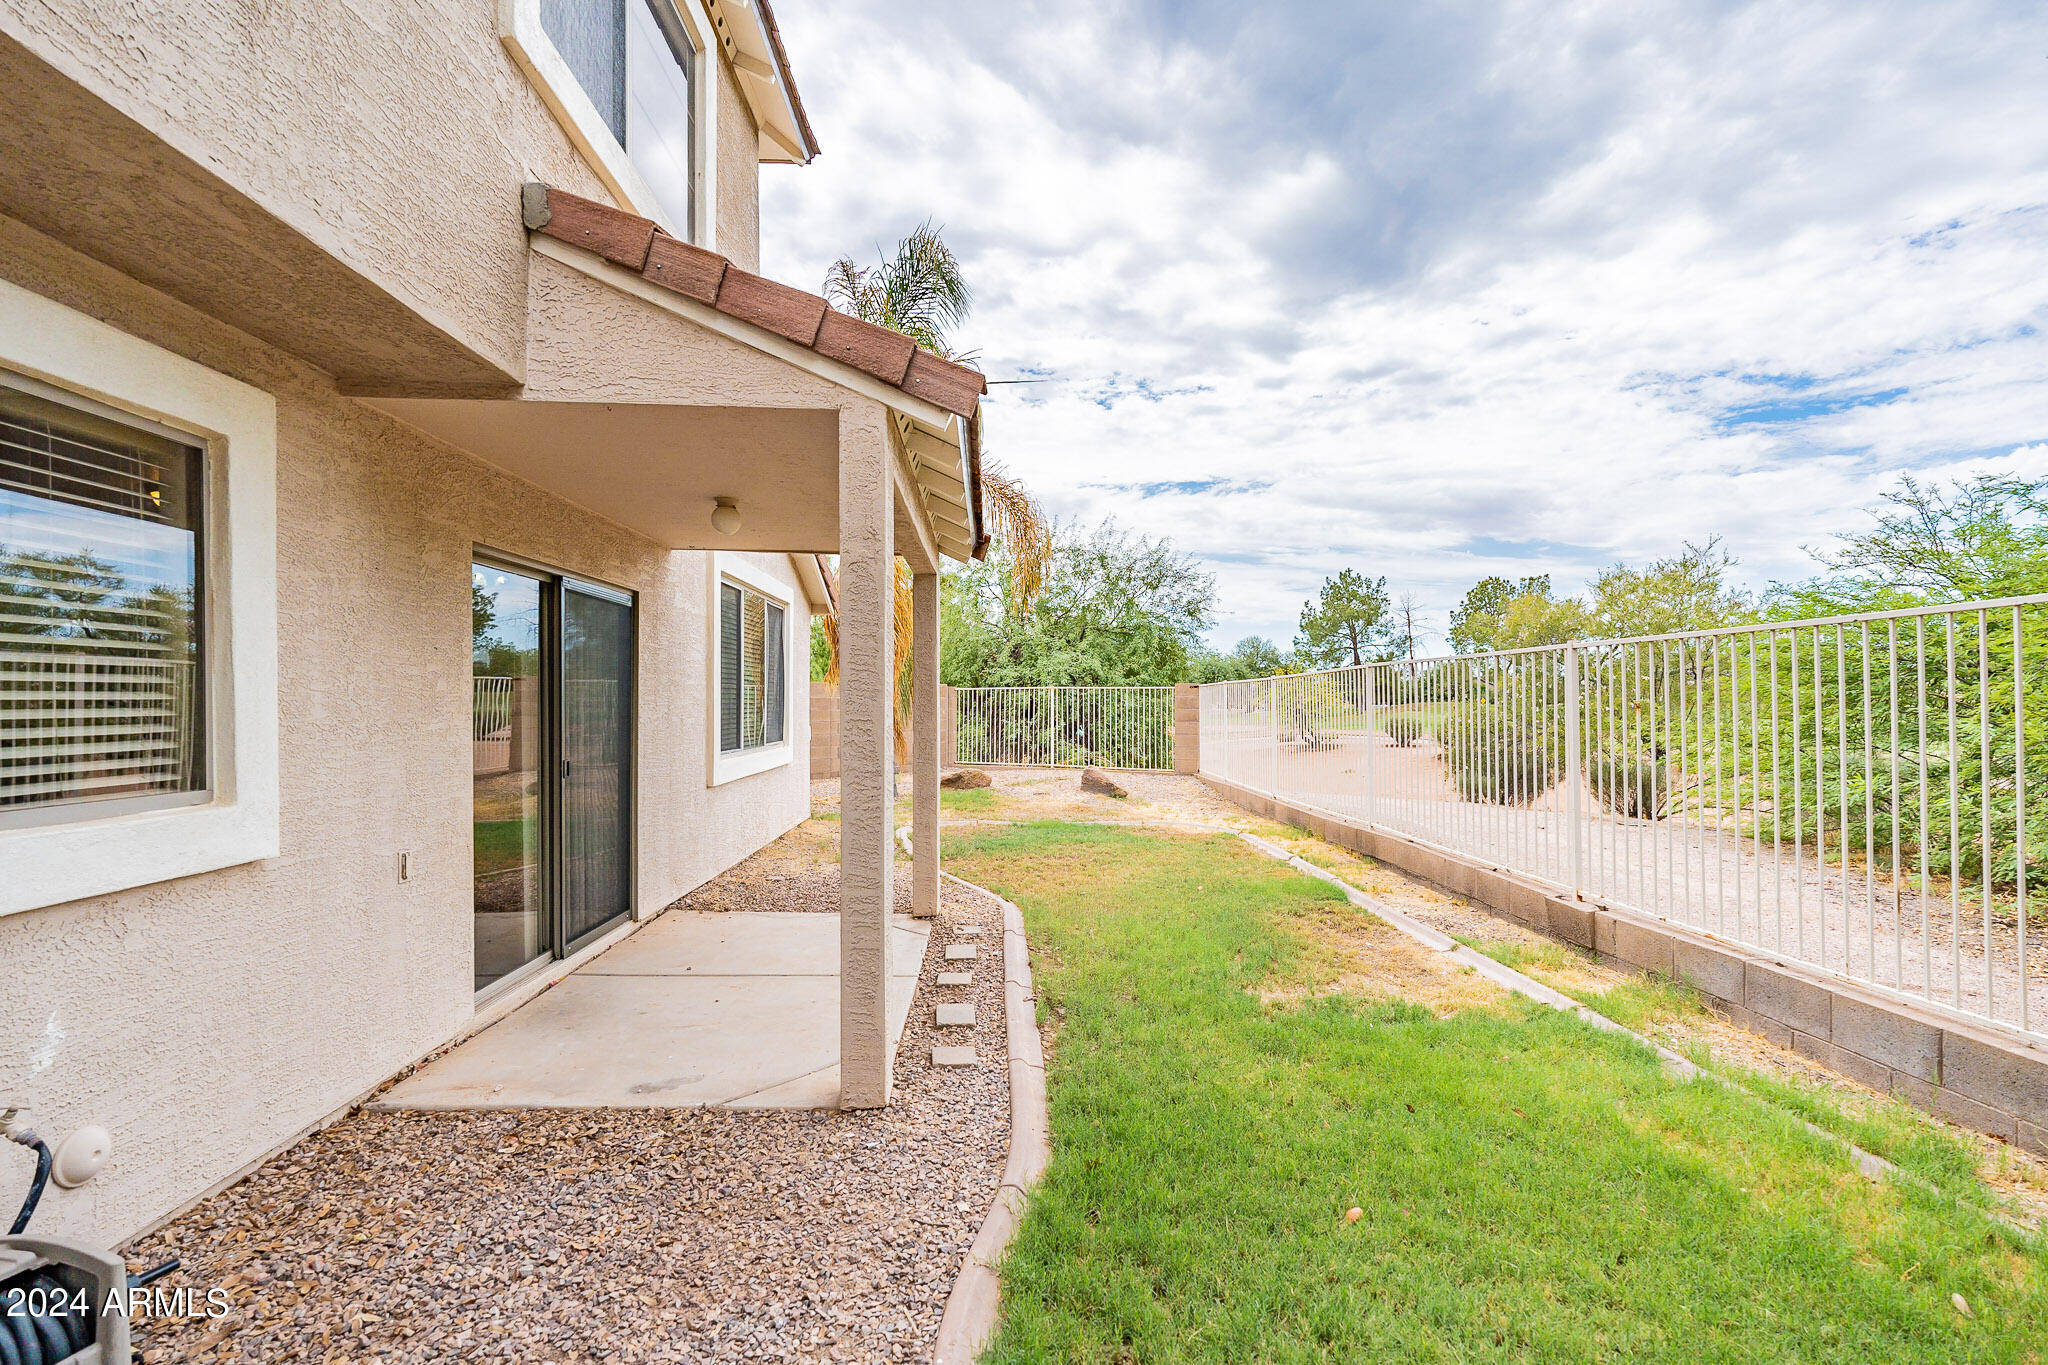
[0,0,982,1248]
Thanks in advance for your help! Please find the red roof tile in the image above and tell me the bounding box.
[524,185,984,419]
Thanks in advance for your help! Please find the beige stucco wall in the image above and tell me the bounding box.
[716,58,763,272]
[0,213,809,1246]
[0,0,765,373]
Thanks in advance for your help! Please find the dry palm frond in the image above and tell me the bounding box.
[893,557,915,762]
[819,603,839,687]
[815,559,918,764]
[981,458,1050,612]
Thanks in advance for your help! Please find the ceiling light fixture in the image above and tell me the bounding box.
[710,497,742,536]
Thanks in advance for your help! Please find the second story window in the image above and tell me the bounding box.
[539,0,697,237]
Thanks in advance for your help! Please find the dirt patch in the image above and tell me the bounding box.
[1264,904,1507,1017]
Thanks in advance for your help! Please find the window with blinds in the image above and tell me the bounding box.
[1,378,206,817]
[718,580,785,755]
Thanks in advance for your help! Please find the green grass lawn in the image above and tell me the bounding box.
[946,820,2046,1363]
[472,818,532,877]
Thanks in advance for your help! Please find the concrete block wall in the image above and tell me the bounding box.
[1199,773,2048,1155]
[1172,684,1201,775]
[940,684,958,769]
[808,681,959,779]
[810,680,838,780]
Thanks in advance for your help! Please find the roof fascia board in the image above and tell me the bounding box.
[790,551,832,611]
[890,422,945,572]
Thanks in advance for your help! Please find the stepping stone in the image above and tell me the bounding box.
[937,972,973,986]
[936,1003,975,1027]
[932,1046,977,1067]
[956,925,985,936]
[945,944,977,960]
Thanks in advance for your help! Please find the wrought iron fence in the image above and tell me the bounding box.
[1199,595,2048,1043]
[954,685,1176,771]
[472,675,517,774]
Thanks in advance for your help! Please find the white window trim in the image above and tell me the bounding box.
[500,0,720,250]
[0,280,279,917]
[707,554,795,787]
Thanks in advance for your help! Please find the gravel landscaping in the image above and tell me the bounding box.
[120,823,1010,1363]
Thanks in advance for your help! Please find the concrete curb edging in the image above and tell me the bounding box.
[1201,774,2048,1156]
[932,868,1050,1365]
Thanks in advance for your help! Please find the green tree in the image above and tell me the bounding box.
[1448,575,1581,653]
[1770,474,2048,616]
[1587,538,1749,639]
[1294,568,1390,668]
[940,519,1215,687]
[1187,635,1292,683]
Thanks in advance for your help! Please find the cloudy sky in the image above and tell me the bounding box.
[760,0,2048,652]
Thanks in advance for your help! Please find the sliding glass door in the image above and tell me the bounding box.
[471,560,635,993]
[472,564,547,991]
[561,580,634,948]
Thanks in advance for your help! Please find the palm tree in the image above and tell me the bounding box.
[818,224,1049,759]
[825,222,975,361]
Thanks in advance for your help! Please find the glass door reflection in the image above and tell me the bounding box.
[471,563,548,991]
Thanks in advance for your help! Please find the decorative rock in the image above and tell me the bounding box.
[940,768,992,790]
[1080,766,1127,798]
[936,1004,975,1027]
[938,972,973,986]
[945,944,977,960]
[932,1046,977,1067]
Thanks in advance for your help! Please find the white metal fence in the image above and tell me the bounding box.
[473,676,516,774]
[954,685,1176,771]
[1200,596,2048,1044]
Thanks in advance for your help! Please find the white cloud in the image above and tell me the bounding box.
[762,0,2048,649]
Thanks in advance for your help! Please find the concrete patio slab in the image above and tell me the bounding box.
[373,911,932,1112]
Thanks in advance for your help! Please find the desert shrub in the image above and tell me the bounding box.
[1384,714,1426,747]
[1440,714,1559,804]
[1590,757,1670,820]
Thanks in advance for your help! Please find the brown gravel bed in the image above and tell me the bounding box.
[122,878,1008,1362]
[670,814,913,916]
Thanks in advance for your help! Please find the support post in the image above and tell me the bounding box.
[912,571,941,919]
[1563,643,1584,898]
[838,407,894,1108]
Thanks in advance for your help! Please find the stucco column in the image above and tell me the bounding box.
[911,571,941,919]
[838,406,894,1109]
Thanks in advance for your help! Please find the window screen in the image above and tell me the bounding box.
[1,379,205,815]
[541,0,627,143]
[719,581,786,755]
